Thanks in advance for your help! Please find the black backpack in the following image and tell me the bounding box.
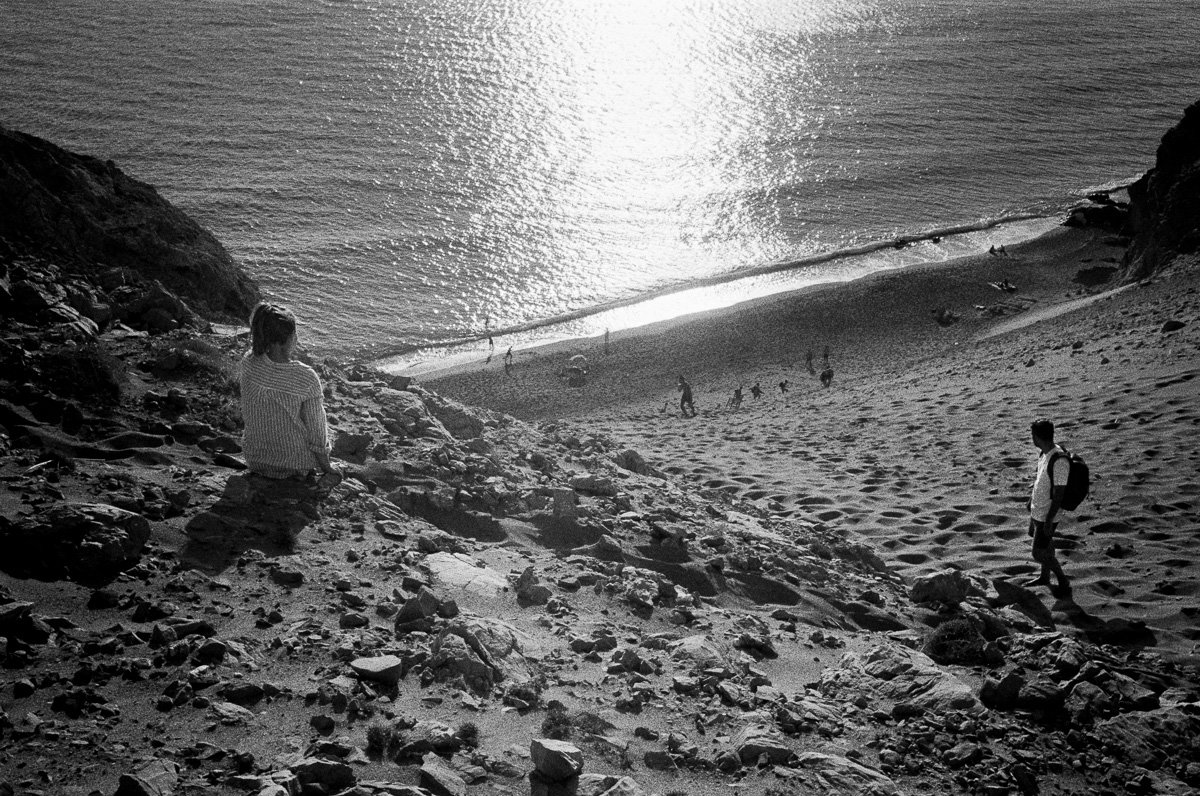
[1049,447,1091,511]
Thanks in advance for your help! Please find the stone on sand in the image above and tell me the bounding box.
[531,738,585,781]
[909,568,972,606]
[425,552,509,596]
[350,655,405,686]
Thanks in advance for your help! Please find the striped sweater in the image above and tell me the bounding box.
[238,352,329,477]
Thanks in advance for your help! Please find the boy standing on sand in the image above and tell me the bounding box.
[677,375,696,417]
[1025,419,1071,594]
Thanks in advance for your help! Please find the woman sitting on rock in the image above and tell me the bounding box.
[238,302,335,482]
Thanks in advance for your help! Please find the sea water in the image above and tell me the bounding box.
[2,0,1196,363]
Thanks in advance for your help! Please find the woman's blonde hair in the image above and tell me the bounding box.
[248,302,297,356]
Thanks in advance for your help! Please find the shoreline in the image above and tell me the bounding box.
[417,222,1120,419]
[373,213,1070,378]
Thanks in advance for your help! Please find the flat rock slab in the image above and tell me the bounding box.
[426,552,508,597]
[350,655,405,686]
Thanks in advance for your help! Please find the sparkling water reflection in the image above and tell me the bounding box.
[1,0,1196,359]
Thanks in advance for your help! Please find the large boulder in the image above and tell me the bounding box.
[0,502,150,584]
[420,752,467,796]
[820,643,981,715]
[531,739,584,781]
[113,759,180,796]
[290,758,355,792]
[0,125,259,321]
[429,616,538,693]
[1091,704,1200,774]
[422,392,486,440]
[1124,100,1200,280]
[795,752,902,796]
[732,724,792,765]
[669,634,728,672]
[909,568,971,606]
[576,774,648,796]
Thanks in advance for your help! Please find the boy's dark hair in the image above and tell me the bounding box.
[249,303,297,356]
[1030,419,1055,441]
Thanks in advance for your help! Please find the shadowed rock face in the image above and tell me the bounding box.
[0,125,259,322]
[1124,100,1200,280]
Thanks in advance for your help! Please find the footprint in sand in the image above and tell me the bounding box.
[897,552,930,565]
[934,512,963,530]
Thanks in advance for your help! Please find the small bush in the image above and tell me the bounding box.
[574,712,613,736]
[541,705,574,740]
[365,721,404,760]
[455,721,480,749]
[924,617,991,666]
[365,722,390,759]
[37,344,125,405]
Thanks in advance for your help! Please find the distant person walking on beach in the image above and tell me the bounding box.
[727,385,743,409]
[778,380,790,395]
[504,347,513,365]
[238,303,336,485]
[750,382,762,400]
[822,346,830,368]
[805,349,815,375]
[820,367,834,388]
[677,375,696,417]
[1024,419,1071,594]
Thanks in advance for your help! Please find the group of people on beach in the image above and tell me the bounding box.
[238,302,1077,604]
[673,347,834,418]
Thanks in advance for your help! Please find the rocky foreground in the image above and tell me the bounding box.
[2,108,1200,796]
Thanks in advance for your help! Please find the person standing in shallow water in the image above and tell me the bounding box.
[1025,419,1071,594]
[238,303,335,482]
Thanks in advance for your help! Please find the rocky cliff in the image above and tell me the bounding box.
[0,125,259,322]
[1124,100,1200,280]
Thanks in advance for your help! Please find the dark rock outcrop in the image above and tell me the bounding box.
[1123,100,1200,280]
[0,125,259,321]
[0,502,151,584]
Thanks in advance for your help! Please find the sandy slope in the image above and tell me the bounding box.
[427,228,1200,656]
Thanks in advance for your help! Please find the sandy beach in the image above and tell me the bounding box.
[425,224,1200,656]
